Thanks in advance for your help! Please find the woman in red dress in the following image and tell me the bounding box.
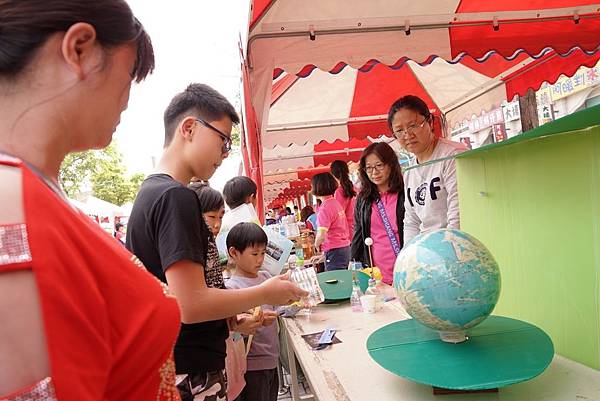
[0,2,181,400]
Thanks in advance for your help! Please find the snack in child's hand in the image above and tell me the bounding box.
[246,306,262,356]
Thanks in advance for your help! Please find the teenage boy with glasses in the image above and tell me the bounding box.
[127,84,307,401]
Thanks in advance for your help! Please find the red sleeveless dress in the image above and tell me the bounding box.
[0,155,181,401]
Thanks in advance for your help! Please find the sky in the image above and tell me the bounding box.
[113,0,247,191]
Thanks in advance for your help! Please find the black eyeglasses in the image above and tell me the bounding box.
[363,162,386,174]
[196,118,232,153]
[392,118,428,139]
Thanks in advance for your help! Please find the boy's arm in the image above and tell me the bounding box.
[165,260,306,323]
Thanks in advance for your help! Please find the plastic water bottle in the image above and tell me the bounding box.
[350,281,363,312]
[364,278,383,312]
[287,255,297,270]
[289,265,324,307]
[348,260,362,271]
[278,224,286,237]
[295,245,304,265]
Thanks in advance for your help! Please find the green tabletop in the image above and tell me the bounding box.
[367,316,554,390]
[317,270,370,302]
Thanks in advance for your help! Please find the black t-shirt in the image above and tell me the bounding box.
[126,174,228,374]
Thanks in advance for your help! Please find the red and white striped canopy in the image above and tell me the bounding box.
[262,52,600,205]
[242,0,600,212]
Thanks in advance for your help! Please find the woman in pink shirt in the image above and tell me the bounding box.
[331,160,356,241]
[312,173,351,271]
[351,143,405,284]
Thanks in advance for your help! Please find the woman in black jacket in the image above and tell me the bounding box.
[351,142,405,285]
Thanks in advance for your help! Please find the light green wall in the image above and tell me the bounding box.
[457,127,600,370]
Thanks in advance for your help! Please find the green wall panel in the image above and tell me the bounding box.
[457,127,600,370]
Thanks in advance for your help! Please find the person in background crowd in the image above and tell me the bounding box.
[265,210,276,225]
[114,222,126,245]
[330,160,356,241]
[351,142,404,285]
[225,223,281,401]
[388,95,467,243]
[277,207,288,223]
[0,2,182,400]
[126,83,306,401]
[188,182,261,400]
[312,173,351,271]
[188,181,226,240]
[293,205,301,222]
[223,176,257,210]
[283,206,293,223]
[300,205,318,231]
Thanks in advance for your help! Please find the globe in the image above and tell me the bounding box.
[393,229,501,343]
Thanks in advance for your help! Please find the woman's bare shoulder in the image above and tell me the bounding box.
[0,270,50,396]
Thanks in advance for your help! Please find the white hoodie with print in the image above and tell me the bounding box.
[403,138,468,243]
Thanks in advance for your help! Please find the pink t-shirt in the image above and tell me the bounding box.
[317,197,350,252]
[334,186,356,239]
[370,191,400,285]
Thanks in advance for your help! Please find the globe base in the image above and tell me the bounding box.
[439,331,467,343]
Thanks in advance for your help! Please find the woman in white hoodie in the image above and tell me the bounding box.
[388,95,468,243]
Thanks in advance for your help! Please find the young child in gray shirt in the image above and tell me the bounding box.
[225,222,280,401]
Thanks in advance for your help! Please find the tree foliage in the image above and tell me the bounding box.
[59,142,145,206]
[59,150,100,198]
[230,124,241,147]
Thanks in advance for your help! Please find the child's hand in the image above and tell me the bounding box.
[226,316,238,331]
[233,312,263,335]
[262,310,278,326]
[261,272,309,305]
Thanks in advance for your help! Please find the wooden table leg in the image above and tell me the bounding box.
[285,325,302,401]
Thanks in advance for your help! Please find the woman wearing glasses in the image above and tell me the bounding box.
[388,95,467,243]
[351,142,405,285]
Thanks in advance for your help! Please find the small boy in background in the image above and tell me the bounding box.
[223,176,258,210]
[225,222,280,401]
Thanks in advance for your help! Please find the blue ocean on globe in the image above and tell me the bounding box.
[393,229,501,337]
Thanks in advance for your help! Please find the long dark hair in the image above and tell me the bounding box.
[0,1,154,82]
[358,142,403,202]
[330,160,356,198]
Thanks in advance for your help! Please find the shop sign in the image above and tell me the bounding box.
[502,101,521,122]
[451,122,469,136]
[539,104,554,125]
[550,65,600,101]
[468,108,504,133]
[492,124,507,143]
[537,87,552,106]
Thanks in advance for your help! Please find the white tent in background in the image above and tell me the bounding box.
[84,196,124,217]
[68,198,89,213]
[120,202,134,217]
[68,195,124,234]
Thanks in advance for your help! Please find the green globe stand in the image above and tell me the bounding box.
[367,316,553,392]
